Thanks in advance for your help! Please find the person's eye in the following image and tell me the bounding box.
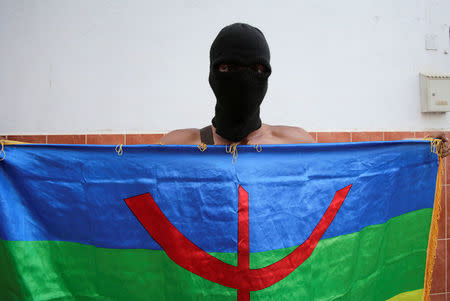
[218,64,229,72]
[251,64,266,74]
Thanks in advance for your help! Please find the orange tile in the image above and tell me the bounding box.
[414,131,436,139]
[383,132,415,141]
[429,293,446,301]
[430,239,446,294]
[414,132,425,138]
[47,135,85,144]
[351,132,383,142]
[441,185,450,238]
[126,134,164,145]
[446,157,449,185]
[447,239,450,292]
[86,134,124,145]
[317,132,351,143]
[438,184,445,239]
[7,135,47,143]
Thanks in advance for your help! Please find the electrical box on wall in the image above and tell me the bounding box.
[420,74,450,112]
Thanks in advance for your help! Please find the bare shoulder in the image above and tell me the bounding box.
[269,125,316,144]
[159,128,201,145]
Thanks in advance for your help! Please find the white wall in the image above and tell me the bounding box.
[1,0,449,134]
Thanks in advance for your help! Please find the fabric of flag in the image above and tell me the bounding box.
[0,141,441,301]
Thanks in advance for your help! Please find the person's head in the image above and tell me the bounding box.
[209,23,271,142]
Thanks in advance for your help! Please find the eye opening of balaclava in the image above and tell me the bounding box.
[209,23,271,142]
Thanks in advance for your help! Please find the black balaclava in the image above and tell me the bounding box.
[209,23,271,142]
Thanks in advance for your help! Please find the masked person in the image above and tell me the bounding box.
[159,23,449,157]
[160,23,315,145]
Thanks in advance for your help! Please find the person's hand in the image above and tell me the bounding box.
[426,132,449,158]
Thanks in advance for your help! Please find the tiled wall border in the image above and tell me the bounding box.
[1,131,449,299]
[2,131,447,145]
[2,134,165,145]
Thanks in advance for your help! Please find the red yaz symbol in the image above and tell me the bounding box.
[125,184,352,301]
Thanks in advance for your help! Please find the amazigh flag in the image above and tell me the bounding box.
[0,140,442,300]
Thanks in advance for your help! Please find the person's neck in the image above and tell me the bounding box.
[211,124,266,145]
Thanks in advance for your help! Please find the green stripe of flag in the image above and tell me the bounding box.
[250,208,431,300]
[0,209,431,301]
